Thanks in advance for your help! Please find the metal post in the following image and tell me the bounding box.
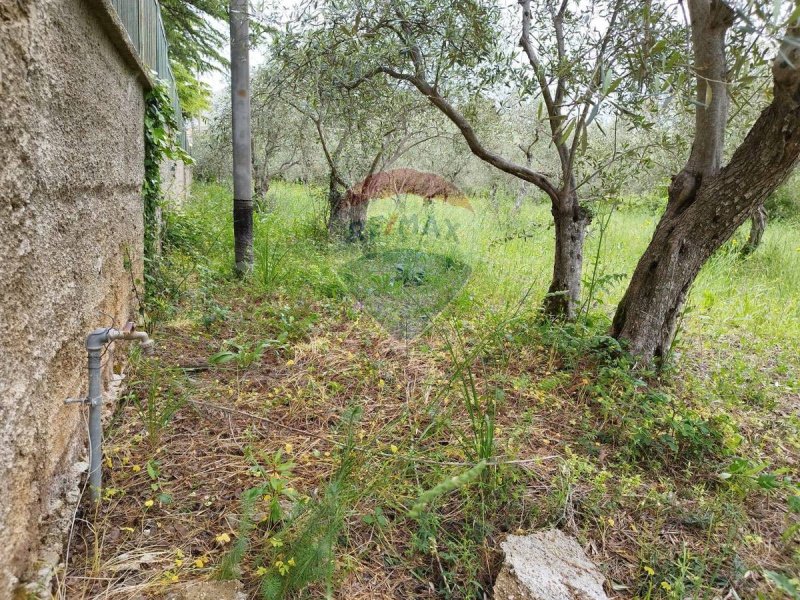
[87,347,104,501]
[230,0,253,274]
[73,325,154,502]
[85,328,112,502]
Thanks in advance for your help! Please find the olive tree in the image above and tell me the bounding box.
[265,30,452,237]
[309,0,674,317]
[611,2,800,361]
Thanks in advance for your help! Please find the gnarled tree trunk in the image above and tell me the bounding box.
[545,191,588,319]
[612,10,800,361]
[327,172,347,234]
[742,203,767,256]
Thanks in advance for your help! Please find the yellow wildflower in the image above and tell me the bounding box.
[284,443,293,454]
[661,581,672,591]
[144,499,154,508]
[215,532,231,545]
[644,566,655,576]
[132,464,141,473]
[390,445,399,454]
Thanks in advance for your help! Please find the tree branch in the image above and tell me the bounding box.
[519,0,569,176]
[685,0,735,177]
[379,66,560,201]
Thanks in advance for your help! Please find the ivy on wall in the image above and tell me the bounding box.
[141,80,193,326]
[143,80,191,261]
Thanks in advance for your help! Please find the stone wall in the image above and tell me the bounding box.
[162,158,194,208]
[0,0,150,594]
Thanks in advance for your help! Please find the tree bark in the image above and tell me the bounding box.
[545,192,588,319]
[742,203,767,256]
[327,173,345,231]
[230,0,253,274]
[612,23,800,361]
[328,173,365,241]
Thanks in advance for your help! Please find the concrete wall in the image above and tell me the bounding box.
[162,158,194,208]
[0,0,149,594]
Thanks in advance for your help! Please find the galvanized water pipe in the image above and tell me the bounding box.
[73,323,154,501]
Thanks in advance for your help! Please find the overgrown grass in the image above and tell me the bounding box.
[179,180,800,350]
[64,180,800,600]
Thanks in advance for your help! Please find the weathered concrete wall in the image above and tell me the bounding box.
[162,158,194,208]
[0,0,148,594]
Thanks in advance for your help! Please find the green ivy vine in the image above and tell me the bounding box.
[144,80,191,261]
[141,79,193,324]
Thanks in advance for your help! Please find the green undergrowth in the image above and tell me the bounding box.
[67,181,800,600]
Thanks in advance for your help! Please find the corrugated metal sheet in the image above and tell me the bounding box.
[111,0,189,151]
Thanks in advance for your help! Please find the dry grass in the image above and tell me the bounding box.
[61,177,800,600]
[61,281,800,599]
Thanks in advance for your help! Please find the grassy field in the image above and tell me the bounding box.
[64,181,800,599]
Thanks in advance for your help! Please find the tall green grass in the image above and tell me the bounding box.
[183,181,800,356]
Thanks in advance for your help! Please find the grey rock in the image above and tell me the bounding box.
[493,530,609,600]
[167,580,247,600]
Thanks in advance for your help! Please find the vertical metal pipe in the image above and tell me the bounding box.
[78,326,154,501]
[87,347,103,501]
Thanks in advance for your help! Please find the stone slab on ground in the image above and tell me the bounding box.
[166,580,247,600]
[493,530,609,600]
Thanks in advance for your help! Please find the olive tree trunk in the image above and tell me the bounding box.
[612,3,800,361]
[230,0,253,274]
[545,192,588,319]
[742,204,767,256]
[327,174,345,231]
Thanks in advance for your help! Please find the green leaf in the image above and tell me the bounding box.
[603,77,623,96]
[558,118,576,145]
[209,350,237,364]
[756,473,780,490]
[408,460,487,519]
[579,124,588,155]
[650,39,668,55]
[764,570,800,599]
